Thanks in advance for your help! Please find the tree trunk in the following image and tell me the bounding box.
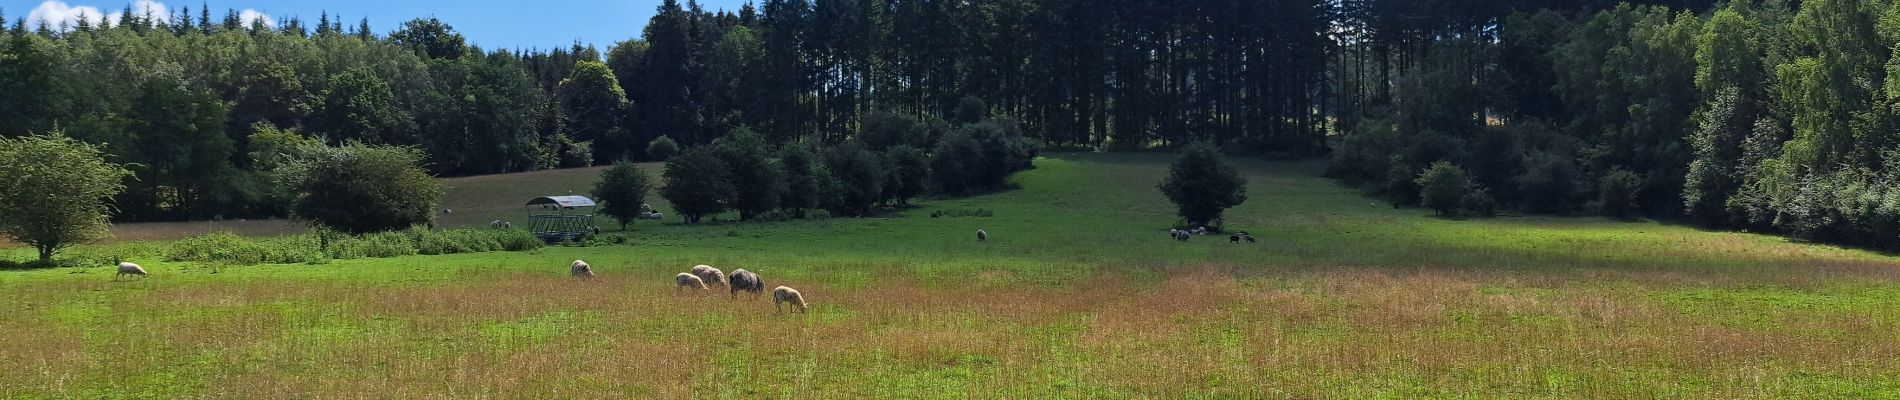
[38,245,54,264]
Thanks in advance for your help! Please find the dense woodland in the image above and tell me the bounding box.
[6,0,1900,249]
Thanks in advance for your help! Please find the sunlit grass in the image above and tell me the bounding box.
[2,153,1898,397]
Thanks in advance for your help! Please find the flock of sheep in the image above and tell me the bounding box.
[571,260,808,314]
[1168,227,1257,243]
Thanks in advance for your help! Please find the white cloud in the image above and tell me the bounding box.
[238,8,274,29]
[26,1,109,31]
[27,0,174,31]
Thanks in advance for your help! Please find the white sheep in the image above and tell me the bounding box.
[116,261,148,281]
[773,286,809,314]
[976,229,989,242]
[571,260,595,279]
[676,273,707,291]
[690,265,726,288]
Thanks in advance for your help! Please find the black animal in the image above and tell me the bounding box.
[1229,234,1241,243]
[1244,235,1257,244]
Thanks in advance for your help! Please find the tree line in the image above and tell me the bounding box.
[0,0,1330,223]
[1331,0,1900,250]
[9,0,1900,251]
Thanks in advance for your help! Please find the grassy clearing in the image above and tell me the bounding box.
[3,153,1898,398]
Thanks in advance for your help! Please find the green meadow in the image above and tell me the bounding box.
[3,153,1898,398]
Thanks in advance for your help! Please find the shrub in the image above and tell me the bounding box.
[1463,187,1499,218]
[777,144,827,217]
[168,232,268,265]
[324,231,419,259]
[647,136,680,161]
[824,143,886,216]
[0,132,133,263]
[859,111,929,150]
[1416,161,1473,217]
[1158,142,1248,226]
[1597,168,1644,218]
[929,131,982,195]
[715,128,784,220]
[277,143,443,235]
[882,145,931,205]
[593,162,653,230]
[168,232,325,265]
[660,146,734,224]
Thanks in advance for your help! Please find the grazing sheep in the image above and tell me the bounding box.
[643,212,665,220]
[570,260,595,279]
[1175,230,1191,242]
[773,286,809,314]
[976,229,989,241]
[1229,234,1241,243]
[1244,235,1257,244]
[676,273,707,291]
[690,265,727,288]
[1169,228,1180,237]
[728,269,765,299]
[116,262,147,280]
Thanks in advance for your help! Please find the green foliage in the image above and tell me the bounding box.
[323,230,420,259]
[1463,187,1499,218]
[120,76,237,220]
[277,143,444,235]
[310,69,413,145]
[824,143,886,217]
[558,61,629,164]
[0,132,132,262]
[860,111,929,150]
[592,162,653,230]
[1158,143,1247,225]
[882,145,931,206]
[389,18,467,60]
[167,232,324,265]
[245,123,319,172]
[1416,162,1473,217]
[777,144,827,216]
[715,129,784,220]
[660,146,733,224]
[646,136,680,161]
[1596,168,1645,219]
[953,96,988,125]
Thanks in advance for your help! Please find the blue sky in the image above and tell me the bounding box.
[3,0,752,50]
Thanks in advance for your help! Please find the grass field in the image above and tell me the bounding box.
[4,153,1900,398]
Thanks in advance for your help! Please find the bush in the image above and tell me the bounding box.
[1463,187,1499,218]
[324,230,419,259]
[169,232,325,265]
[1596,168,1644,218]
[1416,161,1473,216]
[859,111,929,150]
[824,143,886,217]
[660,146,735,224]
[882,145,930,205]
[1158,142,1249,226]
[777,144,827,216]
[647,136,680,161]
[277,143,443,235]
[715,129,784,220]
[593,162,653,230]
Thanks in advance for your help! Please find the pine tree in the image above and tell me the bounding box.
[356,17,373,40]
[198,3,211,33]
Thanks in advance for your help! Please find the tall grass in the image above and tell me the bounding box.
[4,153,1900,397]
